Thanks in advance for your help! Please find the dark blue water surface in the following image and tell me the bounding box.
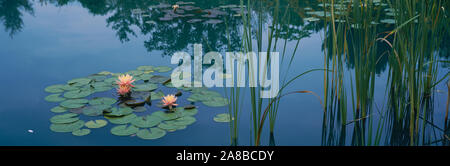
[0,0,448,146]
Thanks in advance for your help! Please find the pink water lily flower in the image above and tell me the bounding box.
[116,74,135,87]
[162,94,178,110]
[117,85,131,95]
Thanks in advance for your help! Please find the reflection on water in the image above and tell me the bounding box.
[0,0,448,146]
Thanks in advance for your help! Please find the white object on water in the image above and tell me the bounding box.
[28,129,34,133]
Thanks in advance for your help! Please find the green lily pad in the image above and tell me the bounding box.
[148,75,170,84]
[89,97,117,106]
[104,107,134,117]
[171,116,196,126]
[136,128,166,140]
[154,66,172,72]
[97,71,112,75]
[152,111,181,120]
[126,70,144,76]
[63,90,92,99]
[60,99,88,109]
[104,77,118,85]
[137,74,154,81]
[111,125,139,136]
[158,121,186,131]
[50,120,85,133]
[87,75,107,82]
[134,83,158,92]
[133,106,147,112]
[82,105,111,116]
[45,94,66,102]
[61,84,79,91]
[50,106,68,113]
[67,78,92,86]
[72,129,91,136]
[202,97,229,107]
[131,115,162,128]
[150,91,165,100]
[137,65,154,71]
[213,113,232,122]
[50,113,79,124]
[85,120,108,128]
[45,84,66,93]
[107,113,137,124]
[181,108,198,116]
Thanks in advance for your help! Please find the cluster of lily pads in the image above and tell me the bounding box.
[302,0,408,25]
[132,2,245,25]
[44,65,230,140]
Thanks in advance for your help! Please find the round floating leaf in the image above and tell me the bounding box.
[67,78,92,86]
[82,105,111,116]
[89,97,117,106]
[50,113,79,124]
[93,86,112,92]
[131,115,162,128]
[51,106,68,113]
[50,120,85,133]
[45,84,65,93]
[110,125,139,136]
[202,97,229,107]
[63,90,92,99]
[133,106,147,112]
[158,121,186,131]
[137,65,154,71]
[214,113,232,122]
[136,128,166,140]
[45,94,66,102]
[126,70,144,76]
[134,83,158,92]
[60,99,88,109]
[72,129,91,136]
[107,113,137,124]
[61,84,79,91]
[85,120,108,128]
[104,107,134,117]
[152,111,181,121]
[181,108,198,116]
[150,91,165,100]
[148,75,170,84]
[97,71,112,75]
[154,66,172,73]
[104,77,118,85]
[137,73,154,81]
[171,116,196,126]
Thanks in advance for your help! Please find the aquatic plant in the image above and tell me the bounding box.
[162,94,178,111]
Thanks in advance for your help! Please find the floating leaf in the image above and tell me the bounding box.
[72,129,91,136]
[136,128,166,140]
[63,90,92,99]
[150,91,165,100]
[213,113,232,122]
[131,115,162,128]
[89,97,117,106]
[45,84,65,93]
[137,65,154,71]
[61,85,79,91]
[60,99,88,109]
[148,75,170,84]
[50,113,79,124]
[111,125,139,136]
[181,108,198,116]
[97,71,112,75]
[104,107,134,117]
[67,78,92,86]
[82,105,111,116]
[51,106,68,113]
[133,106,147,112]
[85,120,108,128]
[134,83,158,92]
[171,116,196,126]
[152,111,181,120]
[50,120,85,133]
[202,97,229,107]
[107,113,137,124]
[45,94,66,102]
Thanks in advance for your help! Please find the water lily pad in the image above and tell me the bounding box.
[50,113,79,124]
[63,89,92,99]
[45,84,65,93]
[61,85,79,91]
[45,94,66,102]
[213,113,232,122]
[126,70,144,76]
[171,116,196,126]
[137,74,154,81]
[107,113,137,124]
[110,125,139,136]
[150,91,165,100]
[104,107,134,117]
[82,105,111,116]
[136,128,166,140]
[85,120,108,128]
[148,75,170,84]
[67,78,92,86]
[137,65,154,71]
[72,129,91,136]
[60,99,88,109]
[131,115,162,128]
[104,77,118,85]
[50,120,85,133]
[157,122,180,130]
[51,106,68,113]
[87,75,107,82]
[133,106,147,112]
[202,97,229,107]
[181,108,198,116]
[89,97,117,106]
[134,83,158,92]
[152,111,181,120]
[97,71,112,75]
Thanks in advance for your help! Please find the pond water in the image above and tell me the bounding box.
[0,0,448,146]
